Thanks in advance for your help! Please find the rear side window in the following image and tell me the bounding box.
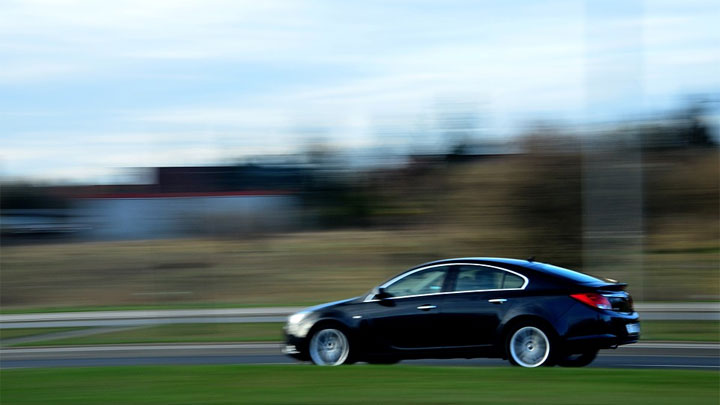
[503,273,525,288]
[529,263,603,284]
[453,265,525,291]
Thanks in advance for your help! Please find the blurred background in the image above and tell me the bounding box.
[1,0,718,312]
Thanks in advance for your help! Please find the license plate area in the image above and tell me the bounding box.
[625,323,640,335]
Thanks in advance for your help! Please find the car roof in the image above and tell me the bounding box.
[412,257,534,268]
[411,257,607,285]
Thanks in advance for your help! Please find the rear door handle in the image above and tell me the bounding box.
[488,298,507,304]
[416,305,437,311]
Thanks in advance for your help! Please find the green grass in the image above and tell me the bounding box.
[640,321,719,342]
[5,321,718,347]
[0,327,83,341]
[1,365,718,404]
[0,302,310,315]
[10,323,284,346]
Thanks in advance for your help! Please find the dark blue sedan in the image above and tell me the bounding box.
[283,258,640,367]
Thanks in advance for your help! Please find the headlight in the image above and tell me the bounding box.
[288,312,308,325]
[286,311,312,337]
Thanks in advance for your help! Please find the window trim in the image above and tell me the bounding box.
[363,263,529,302]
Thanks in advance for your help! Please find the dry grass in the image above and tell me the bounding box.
[0,230,481,309]
[1,228,717,311]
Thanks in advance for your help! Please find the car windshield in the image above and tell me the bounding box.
[530,262,606,284]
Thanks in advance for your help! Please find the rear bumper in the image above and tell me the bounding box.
[561,306,641,351]
[564,332,639,351]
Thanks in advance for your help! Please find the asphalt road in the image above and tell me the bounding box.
[2,342,718,370]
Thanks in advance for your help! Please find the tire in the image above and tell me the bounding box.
[308,327,352,366]
[557,350,598,367]
[506,324,555,367]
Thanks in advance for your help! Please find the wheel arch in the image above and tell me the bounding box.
[306,317,355,342]
[498,314,559,358]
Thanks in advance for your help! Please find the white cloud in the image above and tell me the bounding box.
[0,62,85,82]
[1,0,717,181]
[0,0,315,83]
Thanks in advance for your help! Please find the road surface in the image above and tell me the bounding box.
[2,342,717,370]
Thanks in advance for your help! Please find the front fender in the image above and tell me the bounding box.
[291,310,356,339]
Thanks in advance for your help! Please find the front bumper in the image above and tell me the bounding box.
[283,332,309,360]
[282,344,300,355]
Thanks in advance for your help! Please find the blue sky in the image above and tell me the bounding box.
[1,0,718,183]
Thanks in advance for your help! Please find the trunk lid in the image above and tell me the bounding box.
[598,289,634,313]
[579,281,634,313]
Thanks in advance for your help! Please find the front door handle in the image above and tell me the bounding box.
[488,298,507,304]
[416,304,437,311]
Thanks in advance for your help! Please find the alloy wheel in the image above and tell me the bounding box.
[509,326,551,367]
[309,328,350,366]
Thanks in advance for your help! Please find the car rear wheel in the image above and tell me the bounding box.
[507,325,553,367]
[558,350,598,367]
[308,328,351,366]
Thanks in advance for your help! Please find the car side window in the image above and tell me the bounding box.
[503,272,525,288]
[384,267,448,298]
[453,265,524,291]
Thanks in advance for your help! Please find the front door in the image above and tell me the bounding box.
[364,265,450,349]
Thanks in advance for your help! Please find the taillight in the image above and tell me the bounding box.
[570,293,612,310]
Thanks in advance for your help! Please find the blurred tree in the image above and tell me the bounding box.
[511,151,584,268]
[684,102,715,147]
[639,100,717,149]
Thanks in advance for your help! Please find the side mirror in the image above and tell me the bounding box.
[375,287,392,300]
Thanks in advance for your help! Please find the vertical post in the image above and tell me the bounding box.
[583,0,645,299]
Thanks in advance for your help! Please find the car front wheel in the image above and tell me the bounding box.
[507,325,553,367]
[308,327,352,366]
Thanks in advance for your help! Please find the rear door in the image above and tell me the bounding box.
[437,264,527,347]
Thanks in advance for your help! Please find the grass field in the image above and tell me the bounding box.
[4,323,283,346]
[1,365,718,404]
[641,320,720,342]
[2,229,718,312]
[2,321,717,347]
[0,327,83,341]
[0,302,301,315]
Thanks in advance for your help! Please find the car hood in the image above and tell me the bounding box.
[298,297,359,314]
